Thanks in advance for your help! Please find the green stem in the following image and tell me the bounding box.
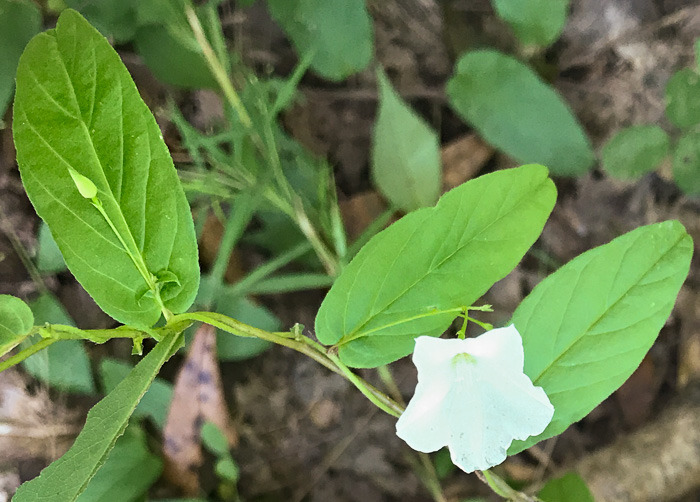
[326,352,401,418]
[0,338,58,373]
[90,197,171,320]
[185,6,252,130]
[169,311,404,416]
[479,470,542,502]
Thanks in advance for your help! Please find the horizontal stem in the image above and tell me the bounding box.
[170,311,404,417]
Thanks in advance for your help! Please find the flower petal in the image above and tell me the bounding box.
[396,326,554,473]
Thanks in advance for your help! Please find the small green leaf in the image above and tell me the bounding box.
[12,331,182,502]
[538,472,594,502]
[36,222,67,273]
[0,0,41,117]
[13,10,200,328]
[601,125,669,180]
[316,165,556,368]
[266,0,373,81]
[447,50,594,176]
[201,421,230,457]
[100,357,173,430]
[0,294,34,356]
[23,292,95,394]
[493,0,571,47]
[371,69,441,212]
[67,167,98,199]
[214,458,239,483]
[665,68,700,129]
[672,130,700,196]
[509,221,692,454]
[76,425,162,502]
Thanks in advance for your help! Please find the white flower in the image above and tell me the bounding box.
[395,325,554,473]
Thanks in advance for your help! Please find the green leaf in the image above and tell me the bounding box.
[64,0,140,43]
[13,331,181,502]
[201,421,230,457]
[493,0,570,47]
[266,0,373,81]
[601,125,669,180]
[0,294,34,356]
[538,472,594,502]
[371,69,441,212]
[100,357,173,430]
[13,10,200,329]
[665,68,700,129]
[0,0,41,118]
[214,458,239,483]
[672,130,700,196]
[76,425,162,502]
[447,50,594,176]
[23,292,95,394]
[509,221,692,454]
[315,165,556,368]
[36,222,67,273]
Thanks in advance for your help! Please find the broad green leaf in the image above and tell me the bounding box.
[447,50,594,176]
[665,68,700,129]
[672,130,700,196]
[100,358,173,430]
[493,0,571,47]
[372,69,441,212]
[509,221,692,454]
[601,125,669,180]
[315,165,556,368]
[13,10,200,329]
[13,331,182,502]
[36,222,68,273]
[0,294,33,356]
[538,472,594,502]
[76,425,162,502]
[23,293,95,394]
[266,0,373,81]
[0,0,41,117]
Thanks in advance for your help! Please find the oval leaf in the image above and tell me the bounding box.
[13,10,200,328]
[493,0,571,47]
[0,294,34,356]
[509,221,693,454]
[266,0,373,81]
[315,165,556,368]
[447,50,594,176]
[601,125,669,180]
[665,68,700,129]
[13,331,182,502]
[672,130,700,196]
[371,69,441,212]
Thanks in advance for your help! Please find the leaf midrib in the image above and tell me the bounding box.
[531,231,686,384]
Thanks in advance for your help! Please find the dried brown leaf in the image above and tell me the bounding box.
[163,324,237,495]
